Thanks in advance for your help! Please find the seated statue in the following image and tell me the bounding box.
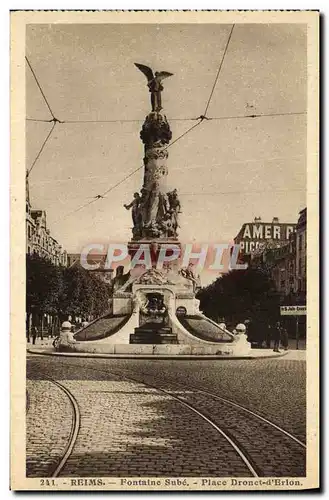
[54,321,76,351]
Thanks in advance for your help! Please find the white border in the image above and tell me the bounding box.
[4,3,325,499]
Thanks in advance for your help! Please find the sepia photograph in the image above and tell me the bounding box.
[10,10,319,491]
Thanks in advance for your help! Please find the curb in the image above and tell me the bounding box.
[27,348,289,361]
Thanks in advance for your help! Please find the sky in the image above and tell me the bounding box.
[26,23,307,266]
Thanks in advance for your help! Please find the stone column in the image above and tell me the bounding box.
[139,112,172,238]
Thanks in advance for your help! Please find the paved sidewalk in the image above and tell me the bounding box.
[279,350,306,361]
[27,336,56,348]
[26,379,73,477]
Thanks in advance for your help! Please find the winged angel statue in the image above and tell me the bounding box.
[135,63,174,112]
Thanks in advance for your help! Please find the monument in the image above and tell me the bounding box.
[125,63,178,242]
[57,63,251,356]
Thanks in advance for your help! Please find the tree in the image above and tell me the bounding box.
[26,254,65,332]
[26,254,63,313]
[197,267,280,330]
[59,265,111,320]
[26,254,111,329]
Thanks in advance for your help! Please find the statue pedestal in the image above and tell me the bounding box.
[128,239,182,271]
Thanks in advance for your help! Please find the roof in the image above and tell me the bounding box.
[296,208,307,230]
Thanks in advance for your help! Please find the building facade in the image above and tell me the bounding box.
[26,176,67,266]
[295,208,307,298]
[244,210,307,302]
[234,217,296,260]
[67,253,114,284]
[251,234,297,297]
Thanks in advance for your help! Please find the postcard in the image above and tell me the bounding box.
[11,10,319,491]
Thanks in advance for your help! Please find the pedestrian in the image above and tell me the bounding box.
[31,325,38,345]
[273,321,281,353]
[281,326,289,351]
[265,325,272,349]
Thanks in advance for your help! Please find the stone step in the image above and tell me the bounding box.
[134,326,172,335]
[130,330,178,345]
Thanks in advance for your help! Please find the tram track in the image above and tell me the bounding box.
[129,368,306,447]
[35,360,305,477]
[40,366,258,477]
[108,366,306,477]
[39,376,81,477]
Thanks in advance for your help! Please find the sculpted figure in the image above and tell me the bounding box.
[135,63,174,112]
[167,189,181,232]
[160,212,175,238]
[142,295,167,325]
[180,263,199,292]
[138,188,149,227]
[124,192,141,227]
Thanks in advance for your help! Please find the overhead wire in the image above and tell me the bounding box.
[26,111,306,125]
[62,118,143,124]
[64,118,206,219]
[164,119,203,151]
[64,165,146,217]
[26,118,55,123]
[207,111,306,121]
[203,24,235,117]
[66,197,100,217]
[27,24,304,220]
[65,26,236,216]
[26,116,198,124]
[99,165,145,198]
[28,153,306,187]
[57,185,305,225]
[26,107,305,185]
[25,56,55,120]
[25,56,64,178]
[179,188,305,196]
[62,117,199,123]
[27,121,57,176]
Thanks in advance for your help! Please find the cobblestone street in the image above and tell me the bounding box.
[26,354,306,478]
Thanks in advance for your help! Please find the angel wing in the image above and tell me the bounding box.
[155,71,174,82]
[134,63,154,82]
